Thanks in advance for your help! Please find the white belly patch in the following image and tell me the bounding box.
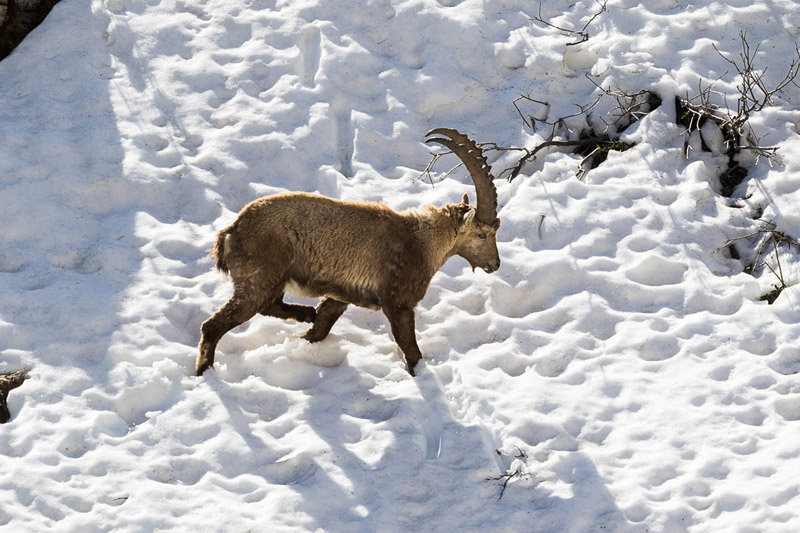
[283,279,316,298]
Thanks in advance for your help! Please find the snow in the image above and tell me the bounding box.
[2,0,800,530]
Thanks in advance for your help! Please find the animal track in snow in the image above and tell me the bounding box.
[436,0,464,6]
[0,256,24,273]
[766,486,799,507]
[179,134,204,153]
[153,238,206,262]
[146,457,208,485]
[330,95,354,177]
[710,493,747,517]
[179,0,210,21]
[131,133,181,168]
[775,396,800,422]
[740,332,776,356]
[263,451,319,486]
[625,255,687,287]
[709,364,734,382]
[58,430,89,459]
[768,346,800,376]
[216,19,252,50]
[734,406,767,426]
[298,26,321,87]
[343,396,399,423]
[636,333,680,362]
[625,235,659,253]
[533,347,573,378]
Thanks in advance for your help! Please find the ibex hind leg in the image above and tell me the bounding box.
[260,294,316,323]
[302,298,348,343]
[196,288,267,375]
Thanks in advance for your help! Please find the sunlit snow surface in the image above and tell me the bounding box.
[2,0,800,531]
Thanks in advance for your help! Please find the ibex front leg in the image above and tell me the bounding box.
[382,303,422,376]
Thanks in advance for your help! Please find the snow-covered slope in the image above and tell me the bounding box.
[2,0,800,531]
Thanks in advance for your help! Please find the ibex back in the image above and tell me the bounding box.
[197,129,501,377]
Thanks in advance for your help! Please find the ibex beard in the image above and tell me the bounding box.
[196,129,501,377]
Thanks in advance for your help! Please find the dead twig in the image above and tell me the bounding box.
[415,152,465,186]
[712,221,800,256]
[758,234,790,304]
[487,446,531,502]
[486,471,528,502]
[513,95,549,131]
[531,0,608,46]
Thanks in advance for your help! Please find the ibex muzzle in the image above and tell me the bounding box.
[197,129,501,377]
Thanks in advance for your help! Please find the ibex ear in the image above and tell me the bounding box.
[461,193,469,205]
[462,208,476,225]
[453,206,475,235]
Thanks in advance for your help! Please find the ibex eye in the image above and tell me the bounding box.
[478,233,487,239]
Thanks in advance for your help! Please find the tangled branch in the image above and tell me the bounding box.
[513,93,603,135]
[678,31,800,171]
[714,221,798,303]
[504,82,658,181]
[712,30,800,129]
[531,0,608,46]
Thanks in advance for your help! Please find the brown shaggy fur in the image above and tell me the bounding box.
[197,192,501,377]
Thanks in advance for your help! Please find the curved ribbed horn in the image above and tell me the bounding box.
[425,128,498,224]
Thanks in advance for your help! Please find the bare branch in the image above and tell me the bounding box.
[415,152,444,185]
[712,221,784,254]
[531,0,608,46]
[513,95,549,130]
[712,30,800,126]
[576,146,600,181]
[584,74,661,133]
[504,136,608,181]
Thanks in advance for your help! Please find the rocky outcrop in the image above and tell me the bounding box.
[0,0,61,60]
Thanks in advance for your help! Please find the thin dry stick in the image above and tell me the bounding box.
[763,234,787,288]
[531,0,608,46]
[513,95,549,130]
[415,153,465,186]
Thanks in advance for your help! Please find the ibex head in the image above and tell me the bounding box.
[426,128,501,274]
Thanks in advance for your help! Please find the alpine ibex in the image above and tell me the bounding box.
[196,129,501,377]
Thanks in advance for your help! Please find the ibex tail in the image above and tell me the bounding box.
[213,229,232,275]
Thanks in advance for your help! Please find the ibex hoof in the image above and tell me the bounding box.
[195,359,212,376]
[301,329,326,343]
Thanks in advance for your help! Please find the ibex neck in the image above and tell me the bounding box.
[404,205,461,271]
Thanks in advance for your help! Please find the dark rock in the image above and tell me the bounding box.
[0,370,27,423]
[0,0,61,61]
[719,162,748,198]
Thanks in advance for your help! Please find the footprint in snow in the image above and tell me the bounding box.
[298,26,321,88]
